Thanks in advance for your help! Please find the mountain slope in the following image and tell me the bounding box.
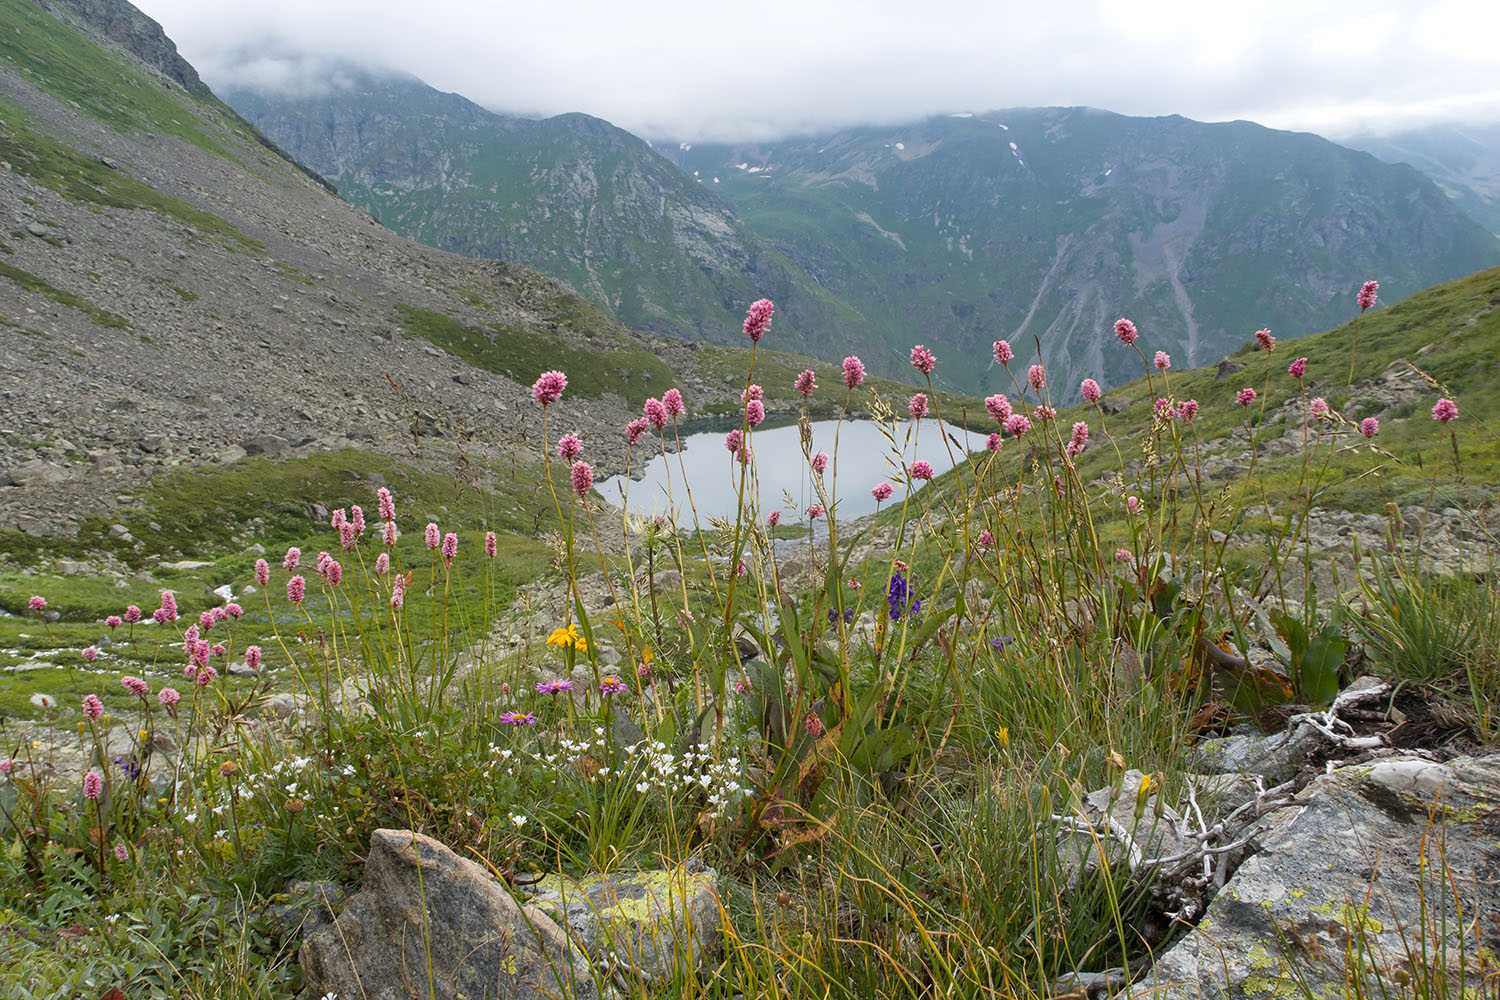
[1341,122,1500,236]
[224,72,888,366]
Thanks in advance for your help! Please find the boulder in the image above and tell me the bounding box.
[5,459,71,487]
[300,829,593,1000]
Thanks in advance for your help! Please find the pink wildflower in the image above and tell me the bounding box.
[806,504,825,519]
[283,547,300,570]
[746,399,766,427]
[909,393,928,419]
[1005,413,1031,438]
[743,384,763,402]
[382,521,398,546]
[871,482,894,502]
[115,843,129,862]
[1127,496,1142,515]
[766,510,781,527]
[81,646,98,663]
[743,298,774,341]
[122,676,148,697]
[1033,405,1055,423]
[199,610,216,632]
[805,714,824,738]
[390,576,405,609]
[1154,351,1171,370]
[532,370,567,406]
[910,344,936,375]
[909,460,934,481]
[83,770,102,800]
[1237,387,1258,406]
[626,417,649,445]
[105,615,122,630]
[123,605,141,624]
[993,340,1014,365]
[1309,397,1330,421]
[1255,329,1275,352]
[1114,318,1138,345]
[0,759,11,777]
[811,451,829,474]
[194,665,217,687]
[157,591,178,623]
[225,603,242,619]
[287,575,306,605]
[1154,397,1172,420]
[795,370,817,397]
[191,640,211,668]
[424,523,439,549]
[557,432,583,461]
[1360,417,1379,438]
[1071,421,1090,452]
[375,552,389,575]
[985,394,1012,422]
[485,531,497,558]
[1289,357,1307,379]
[1432,398,1458,423]
[842,356,866,389]
[254,558,270,586]
[1115,548,1133,563]
[987,432,1001,452]
[245,646,261,671]
[27,595,45,612]
[1176,399,1199,421]
[662,388,686,418]
[1358,280,1379,311]
[350,505,366,536]
[377,486,395,521]
[571,461,594,497]
[644,397,667,431]
[1081,379,1102,404]
[978,529,995,546]
[441,533,458,562]
[725,429,743,455]
[82,694,103,720]
[330,508,347,531]
[1028,364,1046,390]
[158,687,180,708]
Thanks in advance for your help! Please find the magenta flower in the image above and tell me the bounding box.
[243,645,261,671]
[910,344,936,375]
[330,508,346,530]
[382,521,399,546]
[805,714,824,738]
[985,394,1012,422]
[81,646,98,663]
[1005,413,1031,438]
[1115,548,1133,563]
[1114,318,1138,346]
[183,624,198,648]
[158,591,178,623]
[338,522,357,551]
[82,694,104,720]
[225,603,242,619]
[1255,329,1275,352]
[1071,421,1090,452]
[662,388,686,418]
[536,678,573,695]
[626,417,649,445]
[1153,398,1172,420]
[1432,398,1458,423]
[1081,379,1102,404]
[190,640,211,668]
[158,687,180,708]
[421,523,438,549]
[105,615,123,631]
[29,595,47,613]
[746,399,766,427]
[211,642,226,657]
[1237,387,1258,406]
[557,432,582,461]
[795,370,817,397]
[194,665,217,687]
[571,461,594,497]
[986,433,1001,452]
[909,393,928,419]
[287,575,306,606]
[283,547,300,570]
[978,529,995,546]
[199,610,216,632]
[121,675,148,697]
[909,460,934,481]
[315,551,332,577]
[1028,364,1046,390]
[842,356,866,389]
[644,397,667,431]
[806,504,825,519]
[485,531,497,558]
[811,451,829,474]
[1126,496,1142,515]
[0,759,12,777]
[532,369,567,406]
[350,505,365,537]
[993,340,1014,365]
[742,384,763,402]
[1360,417,1379,438]
[743,298,774,342]
[1309,397,1330,421]
[1358,280,1379,311]
[123,605,141,624]
[725,429,743,455]
[254,558,270,586]
[83,770,102,800]
[377,486,396,521]
[1289,357,1307,379]
[1176,399,1199,421]
[441,533,458,563]
[871,482,894,502]
[1154,351,1171,371]
[375,552,390,575]
[766,510,781,527]
[1033,405,1055,423]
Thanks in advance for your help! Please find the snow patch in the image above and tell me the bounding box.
[1009,142,1018,151]
[679,142,692,151]
[894,142,905,150]
[950,112,974,118]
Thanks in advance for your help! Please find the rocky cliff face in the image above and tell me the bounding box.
[41,0,204,91]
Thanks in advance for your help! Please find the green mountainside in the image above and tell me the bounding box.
[1343,121,1500,236]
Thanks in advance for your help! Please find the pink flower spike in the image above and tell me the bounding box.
[766,511,781,527]
[225,603,242,619]
[485,531,497,558]
[993,340,1013,365]
[795,370,817,397]
[338,522,357,550]
[644,398,667,431]
[1127,496,1142,515]
[985,394,1012,422]
[842,356,866,389]
[158,687,180,708]
[1176,399,1199,421]
[1360,417,1380,438]
[626,417,649,445]
[1432,398,1458,423]
[871,482,894,502]
[1033,405,1055,423]
[350,505,365,537]
[662,388,686,418]
[245,646,261,671]
[1071,421,1090,452]
[82,694,103,719]
[909,460,934,481]
[986,432,1001,452]
[1081,379,1102,404]
[1114,318,1138,346]
[199,610,215,632]
[122,675,148,697]
[910,344,936,375]
[557,432,583,462]
[83,770,102,800]
[123,605,141,624]
[377,486,396,521]
[1289,357,1307,379]
[330,508,346,530]
[1154,351,1171,371]
[375,552,390,575]
[441,533,458,562]
[1310,397,1330,421]
[283,547,300,570]
[532,370,567,406]
[158,591,177,623]
[743,298,774,342]
[978,529,995,547]
[1154,398,1173,420]
[570,461,594,497]
[382,521,399,546]
[254,558,270,586]
[390,577,405,609]
[287,576,306,606]
[909,393,928,419]
[806,504,825,519]
[1028,364,1046,390]
[1358,280,1379,311]
[115,843,129,862]
[811,451,829,475]
[1237,387,1258,406]
[724,429,743,455]
[425,523,440,549]
[746,399,766,427]
[105,615,122,630]
[81,647,98,663]
[28,595,46,612]
[1255,329,1276,352]
[1004,413,1031,438]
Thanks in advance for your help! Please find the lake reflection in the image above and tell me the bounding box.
[601,419,989,524]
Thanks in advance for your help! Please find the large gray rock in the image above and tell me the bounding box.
[300,829,594,1000]
[1134,755,1500,1000]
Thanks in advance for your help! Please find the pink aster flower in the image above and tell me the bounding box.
[122,675,148,697]
[82,694,104,720]
[743,384,763,402]
[105,615,122,630]
[811,451,829,474]
[842,356,866,389]
[1309,397,1330,421]
[81,647,98,663]
[743,298,774,341]
[795,369,817,397]
[1176,399,1199,421]
[283,547,300,570]
[806,504,825,519]
[766,510,781,527]
[1237,387,1258,406]
[123,605,141,624]
[441,533,458,562]
[158,687,180,708]
[1358,280,1379,312]
[1005,413,1031,438]
[254,558,270,586]
[532,369,567,406]
[725,429,743,455]
[245,646,261,671]
[1432,398,1458,422]
[557,432,583,461]
[662,388,686,418]
[871,482,894,502]
[1289,357,1307,379]
[1114,318,1138,345]
[287,575,306,606]
[985,394,1012,422]
[909,393,928,419]
[375,552,390,575]
[1255,329,1275,352]
[377,486,396,521]
[571,461,594,497]
[910,344,936,375]
[626,417,649,445]
[644,397,667,431]
[909,460,934,481]
[28,595,46,612]
[1028,364,1046,390]
[1360,417,1379,438]
[83,770,102,800]
[987,432,1001,452]
[746,399,766,427]
[485,531,497,558]
[382,521,399,546]
[1081,379,1102,404]
[1154,351,1171,371]
[993,339,1014,365]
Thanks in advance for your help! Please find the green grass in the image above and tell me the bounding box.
[0,258,128,328]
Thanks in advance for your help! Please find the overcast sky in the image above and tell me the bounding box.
[135,0,1500,142]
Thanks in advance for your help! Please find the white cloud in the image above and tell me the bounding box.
[135,0,1500,140]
